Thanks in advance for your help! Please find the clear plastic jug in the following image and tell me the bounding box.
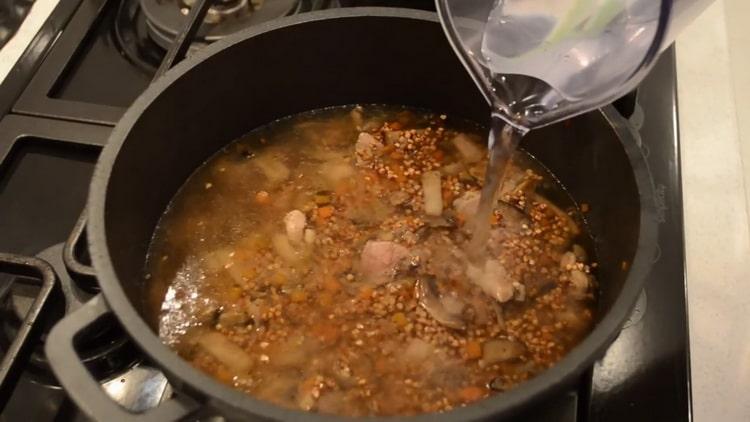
[437,0,714,130]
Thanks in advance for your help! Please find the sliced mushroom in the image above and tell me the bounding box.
[415,277,465,330]
[482,339,525,364]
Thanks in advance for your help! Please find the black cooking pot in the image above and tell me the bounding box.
[45,8,658,422]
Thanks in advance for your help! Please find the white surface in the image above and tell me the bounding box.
[0,0,61,84]
[676,0,750,421]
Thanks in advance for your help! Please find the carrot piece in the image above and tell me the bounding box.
[457,386,486,402]
[322,277,342,293]
[359,286,374,299]
[433,150,444,162]
[464,340,483,360]
[389,121,403,130]
[317,206,334,219]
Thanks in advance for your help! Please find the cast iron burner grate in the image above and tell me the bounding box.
[0,254,56,409]
[114,0,335,71]
[0,244,139,402]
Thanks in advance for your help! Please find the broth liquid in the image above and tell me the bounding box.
[144,105,596,417]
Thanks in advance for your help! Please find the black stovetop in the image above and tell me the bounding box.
[0,1,691,421]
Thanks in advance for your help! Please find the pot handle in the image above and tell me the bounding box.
[45,294,199,421]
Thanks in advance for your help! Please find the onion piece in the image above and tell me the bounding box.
[197,331,253,372]
[560,251,577,268]
[572,244,588,262]
[569,269,590,298]
[440,162,464,176]
[304,228,316,244]
[404,338,434,362]
[421,171,444,216]
[254,153,290,185]
[284,210,306,244]
[272,233,300,263]
[451,133,484,163]
[320,160,354,186]
[201,248,234,273]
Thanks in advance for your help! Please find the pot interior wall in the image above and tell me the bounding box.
[103,14,639,326]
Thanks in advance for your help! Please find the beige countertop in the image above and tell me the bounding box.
[677,0,750,420]
[0,0,60,84]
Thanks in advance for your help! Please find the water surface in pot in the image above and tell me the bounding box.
[143,105,597,416]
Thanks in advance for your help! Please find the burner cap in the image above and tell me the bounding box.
[141,0,300,49]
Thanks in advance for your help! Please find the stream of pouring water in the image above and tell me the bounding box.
[467,113,527,263]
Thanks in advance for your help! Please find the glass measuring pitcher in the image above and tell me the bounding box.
[437,0,714,130]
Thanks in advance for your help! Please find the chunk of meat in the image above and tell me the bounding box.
[253,153,290,185]
[466,259,515,303]
[453,191,480,217]
[488,203,531,254]
[355,132,382,165]
[569,269,590,298]
[359,240,409,285]
[284,209,307,244]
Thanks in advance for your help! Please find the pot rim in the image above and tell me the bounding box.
[87,7,659,421]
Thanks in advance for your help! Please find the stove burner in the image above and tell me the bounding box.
[190,0,251,25]
[0,245,138,387]
[141,0,303,49]
[114,0,334,72]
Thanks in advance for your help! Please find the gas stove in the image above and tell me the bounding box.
[0,1,690,421]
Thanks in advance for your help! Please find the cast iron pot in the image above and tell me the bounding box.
[45,7,658,422]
